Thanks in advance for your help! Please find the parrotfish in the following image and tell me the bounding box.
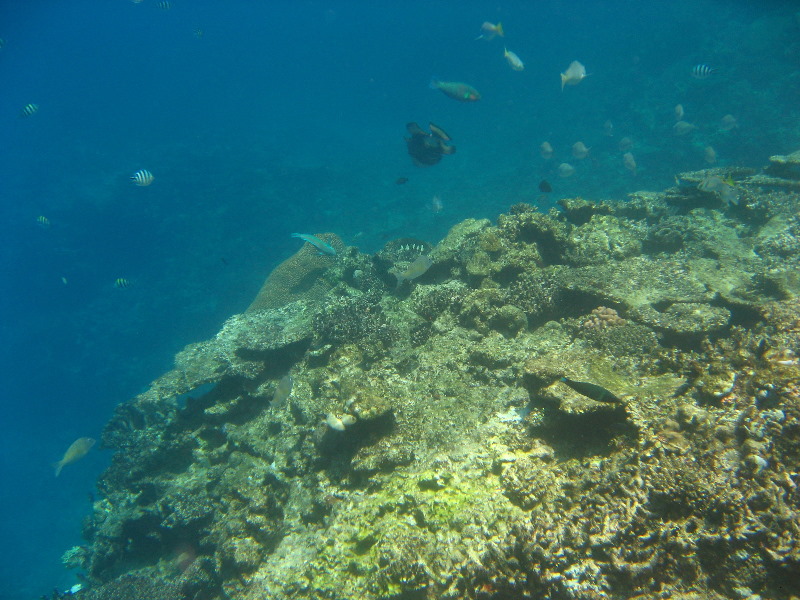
[395,255,433,289]
[405,122,456,167]
[271,375,293,409]
[560,377,622,404]
[430,78,481,102]
[291,233,337,256]
[54,437,96,476]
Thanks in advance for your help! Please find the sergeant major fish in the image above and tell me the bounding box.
[20,103,39,117]
[131,169,154,186]
[691,64,715,79]
[291,233,337,256]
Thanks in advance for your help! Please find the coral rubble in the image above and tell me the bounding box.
[65,153,800,600]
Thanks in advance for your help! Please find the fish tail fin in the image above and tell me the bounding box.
[429,77,440,90]
[496,22,504,37]
[53,461,63,477]
[560,73,567,91]
[474,34,484,41]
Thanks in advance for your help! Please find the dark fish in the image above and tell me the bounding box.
[430,78,481,102]
[395,177,409,185]
[405,122,456,167]
[691,64,715,79]
[560,377,622,403]
[538,180,552,193]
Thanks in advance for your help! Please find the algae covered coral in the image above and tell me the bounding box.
[64,160,800,600]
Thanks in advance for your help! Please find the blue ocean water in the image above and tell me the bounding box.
[0,1,798,598]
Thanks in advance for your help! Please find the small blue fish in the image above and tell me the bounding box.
[291,233,336,256]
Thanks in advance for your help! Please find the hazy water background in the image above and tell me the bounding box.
[1,1,798,597]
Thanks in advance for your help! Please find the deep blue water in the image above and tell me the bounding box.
[1,1,798,598]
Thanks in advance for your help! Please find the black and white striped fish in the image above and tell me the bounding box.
[691,64,715,79]
[20,103,39,117]
[131,169,154,186]
[114,278,132,289]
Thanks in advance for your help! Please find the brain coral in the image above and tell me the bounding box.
[247,233,343,312]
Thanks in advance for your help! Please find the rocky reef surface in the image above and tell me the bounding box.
[62,161,800,600]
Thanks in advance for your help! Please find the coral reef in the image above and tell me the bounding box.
[63,151,800,600]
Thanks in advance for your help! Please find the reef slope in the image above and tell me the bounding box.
[66,164,800,600]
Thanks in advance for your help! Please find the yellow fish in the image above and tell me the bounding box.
[54,437,95,476]
[476,21,504,41]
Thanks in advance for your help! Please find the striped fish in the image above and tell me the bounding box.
[691,64,715,79]
[131,169,154,186]
[20,103,39,117]
[156,1,171,8]
[114,278,131,289]
[36,215,50,228]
